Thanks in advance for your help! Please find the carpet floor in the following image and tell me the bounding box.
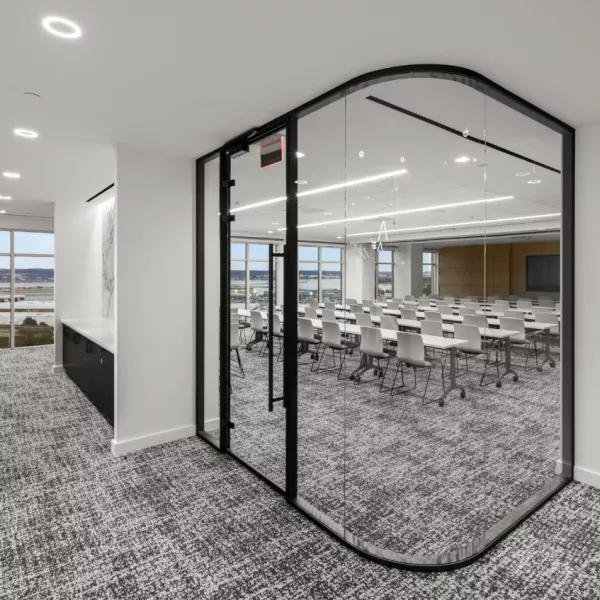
[1,346,599,599]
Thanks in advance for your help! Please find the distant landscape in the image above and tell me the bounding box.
[0,268,54,283]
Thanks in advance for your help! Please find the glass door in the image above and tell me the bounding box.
[224,129,288,489]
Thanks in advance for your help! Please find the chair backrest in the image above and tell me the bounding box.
[305,307,318,320]
[396,331,426,364]
[438,305,453,315]
[508,295,519,301]
[321,309,336,322]
[435,300,448,306]
[539,313,560,325]
[494,299,509,306]
[322,320,341,347]
[405,295,416,301]
[499,317,525,338]
[370,305,383,316]
[272,313,283,334]
[230,321,241,348]
[443,296,455,304]
[401,309,417,321]
[491,302,508,313]
[504,310,524,320]
[298,317,316,341]
[355,313,372,327]
[517,300,533,309]
[230,307,239,315]
[250,311,263,330]
[350,304,363,314]
[421,320,443,337]
[360,326,383,355]
[418,298,430,307]
[324,301,336,311]
[404,301,418,310]
[538,298,555,308]
[464,314,487,328]
[454,324,482,353]
[387,301,400,311]
[465,302,480,309]
[346,298,357,306]
[458,307,476,316]
[363,299,374,307]
[380,315,398,331]
[424,311,442,322]
[532,306,553,314]
[308,298,319,308]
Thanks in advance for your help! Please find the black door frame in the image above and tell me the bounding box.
[196,64,575,571]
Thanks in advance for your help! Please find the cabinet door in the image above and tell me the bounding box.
[62,326,73,373]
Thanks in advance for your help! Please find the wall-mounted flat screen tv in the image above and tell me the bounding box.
[526,255,560,292]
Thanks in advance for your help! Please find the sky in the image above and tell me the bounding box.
[0,231,54,269]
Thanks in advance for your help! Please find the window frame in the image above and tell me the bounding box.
[422,250,438,296]
[298,244,344,303]
[375,248,394,298]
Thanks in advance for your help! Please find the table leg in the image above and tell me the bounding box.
[498,338,518,385]
[433,347,466,407]
[537,329,556,371]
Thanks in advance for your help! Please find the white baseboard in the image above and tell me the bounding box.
[53,365,64,374]
[111,424,196,456]
[204,417,219,432]
[574,465,600,490]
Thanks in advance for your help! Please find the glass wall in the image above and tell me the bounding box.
[0,230,55,349]
[201,66,571,569]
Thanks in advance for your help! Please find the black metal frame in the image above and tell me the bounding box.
[195,64,575,571]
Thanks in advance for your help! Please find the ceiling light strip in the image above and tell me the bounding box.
[279,196,515,231]
[347,213,561,237]
[230,168,408,213]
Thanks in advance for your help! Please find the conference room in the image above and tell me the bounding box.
[200,72,565,562]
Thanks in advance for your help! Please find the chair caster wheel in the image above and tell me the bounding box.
[349,375,355,381]
[460,390,466,399]
[513,375,518,382]
[350,350,354,355]
[550,361,556,368]
[537,366,543,372]
[379,372,384,378]
[310,354,314,359]
[438,400,445,407]
[496,381,502,388]
[356,376,361,382]
[373,368,379,376]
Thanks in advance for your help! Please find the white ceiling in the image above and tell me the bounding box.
[0,0,597,216]
[228,77,562,243]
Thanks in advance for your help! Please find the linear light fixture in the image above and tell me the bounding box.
[347,213,561,237]
[230,168,408,214]
[276,196,515,231]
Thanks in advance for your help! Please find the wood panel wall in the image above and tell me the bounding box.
[438,241,560,298]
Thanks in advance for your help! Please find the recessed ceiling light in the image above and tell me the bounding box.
[359,151,364,158]
[400,156,405,163]
[0,210,5,214]
[296,152,305,158]
[454,156,471,163]
[528,180,542,185]
[336,236,342,239]
[516,172,531,177]
[42,16,82,39]
[3,172,20,179]
[324,212,333,216]
[14,129,39,139]
[472,158,477,162]
[268,230,274,234]
[0,195,11,200]
[295,179,308,184]
[271,222,280,225]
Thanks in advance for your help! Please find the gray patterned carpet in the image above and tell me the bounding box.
[2,346,599,599]
[227,334,562,555]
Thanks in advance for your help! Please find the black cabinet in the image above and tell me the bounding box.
[63,325,114,426]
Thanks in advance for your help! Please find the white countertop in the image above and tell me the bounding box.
[62,317,115,353]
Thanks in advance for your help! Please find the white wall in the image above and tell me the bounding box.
[345,244,375,301]
[574,123,600,489]
[0,215,53,232]
[393,245,412,298]
[113,146,195,455]
[54,193,105,368]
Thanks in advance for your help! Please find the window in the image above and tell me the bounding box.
[298,245,343,303]
[0,230,55,348]
[375,250,393,298]
[230,242,272,309]
[422,251,438,296]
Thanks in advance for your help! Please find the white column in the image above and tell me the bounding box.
[112,146,195,455]
[574,122,600,489]
[393,244,412,298]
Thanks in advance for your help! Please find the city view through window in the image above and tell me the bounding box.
[0,231,55,349]
[230,242,343,308]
